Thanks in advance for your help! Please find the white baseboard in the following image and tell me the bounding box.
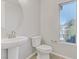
[26,51,37,59]
[26,51,72,59]
[51,52,72,59]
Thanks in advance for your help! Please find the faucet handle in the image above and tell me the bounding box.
[8,33,12,38]
[12,31,16,34]
[11,31,16,38]
[8,31,16,38]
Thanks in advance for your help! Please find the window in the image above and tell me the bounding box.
[60,1,76,43]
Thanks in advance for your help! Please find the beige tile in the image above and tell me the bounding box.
[50,54,64,59]
[30,53,37,59]
[30,53,65,59]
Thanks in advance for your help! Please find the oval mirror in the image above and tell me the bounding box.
[4,1,23,31]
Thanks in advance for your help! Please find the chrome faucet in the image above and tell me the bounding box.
[8,31,16,38]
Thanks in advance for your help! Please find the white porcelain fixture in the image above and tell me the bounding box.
[1,36,28,59]
[32,36,52,59]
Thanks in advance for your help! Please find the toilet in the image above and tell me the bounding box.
[31,36,52,59]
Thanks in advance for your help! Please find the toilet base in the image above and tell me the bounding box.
[37,52,50,59]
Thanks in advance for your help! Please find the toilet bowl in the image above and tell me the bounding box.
[31,36,52,59]
[36,44,52,59]
[36,44,52,53]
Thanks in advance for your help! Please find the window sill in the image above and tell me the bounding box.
[58,41,76,46]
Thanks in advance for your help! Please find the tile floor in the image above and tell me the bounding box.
[30,53,65,59]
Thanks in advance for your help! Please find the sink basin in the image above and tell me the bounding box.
[1,36,28,49]
[1,36,29,59]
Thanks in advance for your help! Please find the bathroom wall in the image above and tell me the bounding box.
[1,0,40,59]
[1,0,23,38]
[17,0,40,37]
[17,0,40,58]
[40,0,76,59]
[2,0,40,39]
[40,0,60,45]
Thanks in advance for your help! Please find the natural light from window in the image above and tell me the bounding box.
[60,1,76,43]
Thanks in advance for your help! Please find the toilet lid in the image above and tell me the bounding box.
[37,44,52,50]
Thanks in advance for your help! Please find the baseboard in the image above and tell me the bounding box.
[51,52,72,59]
[26,51,72,59]
[26,51,37,59]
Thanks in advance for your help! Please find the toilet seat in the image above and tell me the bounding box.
[36,44,52,53]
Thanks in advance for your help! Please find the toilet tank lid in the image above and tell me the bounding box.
[31,35,42,39]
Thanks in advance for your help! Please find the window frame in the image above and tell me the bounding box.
[58,0,77,44]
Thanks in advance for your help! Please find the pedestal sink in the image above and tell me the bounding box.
[1,36,28,59]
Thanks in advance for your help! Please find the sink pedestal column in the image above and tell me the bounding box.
[8,47,19,59]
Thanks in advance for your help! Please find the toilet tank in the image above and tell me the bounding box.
[31,36,42,47]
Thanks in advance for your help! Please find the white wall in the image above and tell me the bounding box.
[1,0,5,28]
[40,0,76,59]
[1,0,23,38]
[40,0,60,45]
[17,0,40,37]
[17,0,40,58]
